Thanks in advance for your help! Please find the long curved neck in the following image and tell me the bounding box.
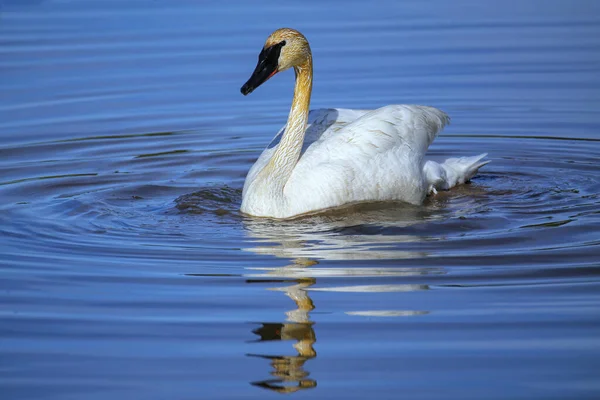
[265,54,313,190]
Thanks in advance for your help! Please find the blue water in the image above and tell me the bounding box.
[1,1,600,399]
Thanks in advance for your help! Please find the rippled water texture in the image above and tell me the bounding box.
[1,1,600,399]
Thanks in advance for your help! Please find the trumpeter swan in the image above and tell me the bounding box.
[240,28,489,218]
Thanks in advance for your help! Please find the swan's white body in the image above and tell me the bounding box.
[240,29,488,218]
[242,105,488,218]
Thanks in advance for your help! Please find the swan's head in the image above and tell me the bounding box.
[241,28,310,96]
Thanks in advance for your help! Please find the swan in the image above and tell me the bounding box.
[240,28,489,219]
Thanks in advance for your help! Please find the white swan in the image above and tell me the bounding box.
[240,28,489,219]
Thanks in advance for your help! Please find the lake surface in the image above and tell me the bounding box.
[1,1,600,399]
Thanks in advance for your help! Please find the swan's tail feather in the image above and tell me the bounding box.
[423,153,490,194]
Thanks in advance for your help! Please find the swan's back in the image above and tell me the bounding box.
[327,105,446,154]
[284,105,450,212]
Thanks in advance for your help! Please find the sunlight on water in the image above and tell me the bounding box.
[1,1,599,399]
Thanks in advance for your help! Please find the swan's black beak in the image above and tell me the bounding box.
[241,41,286,96]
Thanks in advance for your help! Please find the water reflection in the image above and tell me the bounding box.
[241,201,443,261]
[247,260,318,393]
[242,209,439,393]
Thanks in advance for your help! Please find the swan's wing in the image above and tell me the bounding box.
[248,105,449,198]
[286,105,450,207]
[243,108,368,194]
[303,105,449,163]
[303,108,371,149]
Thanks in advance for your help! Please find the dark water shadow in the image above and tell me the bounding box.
[174,185,243,216]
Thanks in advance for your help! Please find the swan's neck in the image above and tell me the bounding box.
[264,55,313,190]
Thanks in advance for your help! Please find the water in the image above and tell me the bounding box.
[1,1,600,399]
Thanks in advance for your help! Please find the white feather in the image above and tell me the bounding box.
[242,105,488,218]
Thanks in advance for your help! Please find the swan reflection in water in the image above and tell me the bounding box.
[247,259,318,393]
[242,203,440,393]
